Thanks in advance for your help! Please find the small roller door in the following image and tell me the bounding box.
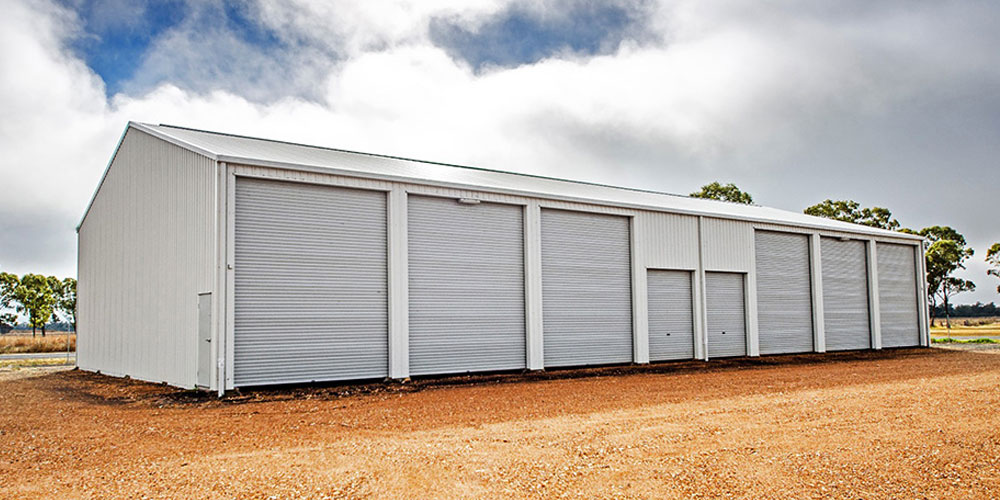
[647,270,695,361]
[755,231,814,354]
[408,196,526,376]
[233,178,388,386]
[821,238,870,351]
[878,243,920,347]
[706,272,746,358]
[541,209,632,367]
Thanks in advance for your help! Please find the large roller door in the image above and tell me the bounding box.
[878,243,921,347]
[541,209,632,367]
[706,272,747,358]
[408,196,526,375]
[233,178,388,386]
[821,238,870,351]
[755,231,814,354]
[647,270,695,361]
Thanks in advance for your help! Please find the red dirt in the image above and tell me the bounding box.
[1,348,999,499]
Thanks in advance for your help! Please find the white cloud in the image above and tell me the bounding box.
[1,0,998,302]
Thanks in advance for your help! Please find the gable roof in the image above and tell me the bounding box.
[81,121,922,241]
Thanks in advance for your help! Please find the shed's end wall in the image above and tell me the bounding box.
[77,128,216,387]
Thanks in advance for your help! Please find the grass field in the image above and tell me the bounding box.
[932,337,998,344]
[930,317,1000,337]
[0,357,74,370]
[0,333,75,354]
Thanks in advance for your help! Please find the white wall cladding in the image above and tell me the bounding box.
[77,128,216,387]
[647,270,695,361]
[407,195,526,376]
[821,238,871,351]
[877,243,921,347]
[634,212,699,270]
[232,178,388,386]
[701,218,754,272]
[541,209,633,367]
[755,231,815,355]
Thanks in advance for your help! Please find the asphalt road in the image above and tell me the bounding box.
[0,352,76,361]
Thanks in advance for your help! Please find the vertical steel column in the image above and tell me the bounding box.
[746,230,760,357]
[915,241,930,346]
[631,215,650,364]
[224,166,236,391]
[524,202,544,370]
[213,161,227,396]
[387,187,410,379]
[810,233,826,353]
[867,240,882,350]
[696,216,709,360]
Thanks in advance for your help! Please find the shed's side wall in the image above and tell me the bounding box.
[77,129,216,387]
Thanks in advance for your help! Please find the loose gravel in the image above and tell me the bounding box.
[1,348,999,499]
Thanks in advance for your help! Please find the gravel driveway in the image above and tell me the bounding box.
[2,348,999,499]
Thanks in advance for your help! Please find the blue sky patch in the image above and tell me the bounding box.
[62,0,283,96]
[430,2,647,71]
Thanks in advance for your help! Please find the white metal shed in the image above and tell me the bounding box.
[77,122,930,393]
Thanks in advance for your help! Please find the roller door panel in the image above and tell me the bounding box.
[821,238,871,351]
[541,209,632,367]
[233,178,388,386]
[706,272,747,358]
[755,231,814,354]
[408,196,526,376]
[878,243,921,347]
[647,270,695,361]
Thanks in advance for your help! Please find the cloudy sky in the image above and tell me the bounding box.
[1,0,998,303]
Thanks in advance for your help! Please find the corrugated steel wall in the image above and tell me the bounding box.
[77,128,216,388]
[701,218,755,272]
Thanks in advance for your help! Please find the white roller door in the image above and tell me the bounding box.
[706,272,747,358]
[755,231,814,354]
[408,196,526,376]
[541,209,632,367]
[647,270,695,361]
[878,243,921,347]
[821,238,870,351]
[233,178,388,386]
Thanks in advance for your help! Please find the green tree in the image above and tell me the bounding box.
[689,182,754,204]
[12,274,60,337]
[0,272,19,332]
[905,226,976,329]
[55,277,77,332]
[803,199,900,230]
[987,243,1000,294]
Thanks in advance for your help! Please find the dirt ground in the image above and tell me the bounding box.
[2,348,999,499]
